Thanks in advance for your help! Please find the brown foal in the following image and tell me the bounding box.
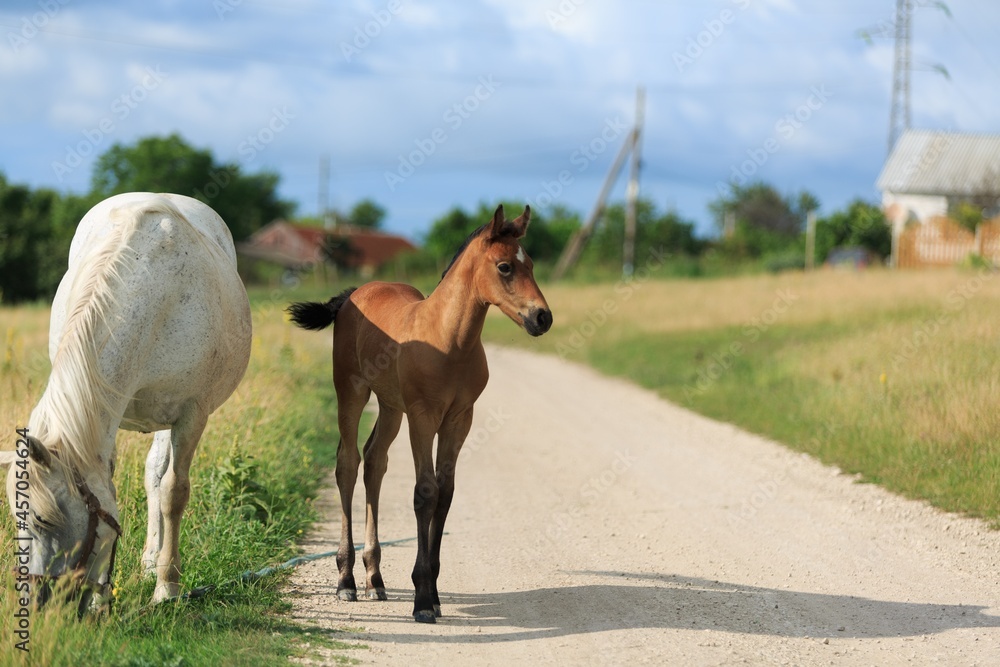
[288,204,551,623]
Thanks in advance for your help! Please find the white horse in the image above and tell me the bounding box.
[1,193,251,609]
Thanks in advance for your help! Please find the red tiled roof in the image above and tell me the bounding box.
[237,220,416,270]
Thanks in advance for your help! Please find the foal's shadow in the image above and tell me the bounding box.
[355,570,999,645]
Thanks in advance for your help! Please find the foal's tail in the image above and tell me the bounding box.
[287,287,357,331]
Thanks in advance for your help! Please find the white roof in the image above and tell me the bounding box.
[877,129,1000,196]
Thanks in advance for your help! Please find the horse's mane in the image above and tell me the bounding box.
[29,197,189,522]
[439,223,488,281]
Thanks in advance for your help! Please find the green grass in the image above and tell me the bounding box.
[0,288,365,666]
[482,267,1000,527]
[8,262,999,663]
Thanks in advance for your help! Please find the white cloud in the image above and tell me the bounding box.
[1,0,999,236]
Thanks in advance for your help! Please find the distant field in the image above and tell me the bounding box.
[4,264,999,664]
[0,287,362,666]
[483,267,1000,527]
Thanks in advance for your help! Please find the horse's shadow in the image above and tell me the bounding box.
[312,570,1000,645]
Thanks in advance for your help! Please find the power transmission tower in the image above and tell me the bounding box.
[888,0,912,154]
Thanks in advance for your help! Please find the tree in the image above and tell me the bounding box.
[710,182,817,236]
[322,235,359,270]
[91,134,294,241]
[0,174,96,303]
[424,207,476,261]
[709,182,818,258]
[815,199,892,261]
[348,199,386,229]
[92,133,214,195]
[584,199,702,264]
[423,202,580,268]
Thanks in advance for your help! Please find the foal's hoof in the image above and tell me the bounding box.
[366,588,387,601]
[337,589,358,602]
[413,609,437,624]
[433,604,442,618]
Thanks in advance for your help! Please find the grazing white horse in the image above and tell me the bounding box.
[1,193,251,608]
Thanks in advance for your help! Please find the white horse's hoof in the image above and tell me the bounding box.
[152,584,179,603]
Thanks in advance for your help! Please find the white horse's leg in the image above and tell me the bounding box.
[143,430,171,576]
[153,403,208,603]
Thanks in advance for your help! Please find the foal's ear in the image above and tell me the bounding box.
[487,204,530,240]
[509,205,531,238]
[487,204,506,240]
[0,450,15,471]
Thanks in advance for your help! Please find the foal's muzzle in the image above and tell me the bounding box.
[523,308,553,337]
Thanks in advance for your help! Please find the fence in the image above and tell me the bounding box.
[897,216,1000,268]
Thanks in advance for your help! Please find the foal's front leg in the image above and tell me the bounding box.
[428,408,474,617]
[407,410,444,623]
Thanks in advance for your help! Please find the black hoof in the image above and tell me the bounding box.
[367,588,387,601]
[433,604,442,618]
[413,609,437,624]
[337,589,358,602]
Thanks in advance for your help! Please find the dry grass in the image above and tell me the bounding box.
[484,266,1000,524]
[499,267,1000,337]
[0,290,356,666]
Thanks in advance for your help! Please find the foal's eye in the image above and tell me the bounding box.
[497,262,513,276]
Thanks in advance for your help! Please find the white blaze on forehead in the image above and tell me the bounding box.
[516,245,526,264]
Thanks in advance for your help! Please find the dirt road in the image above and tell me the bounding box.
[290,345,1000,665]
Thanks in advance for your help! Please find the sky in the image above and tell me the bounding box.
[1,0,998,241]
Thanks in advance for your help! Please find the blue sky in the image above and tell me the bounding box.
[1,0,998,240]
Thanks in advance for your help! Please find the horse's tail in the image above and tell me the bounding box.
[287,287,357,331]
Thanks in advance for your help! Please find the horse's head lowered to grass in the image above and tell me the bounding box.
[2,434,121,613]
[1,192,252,614]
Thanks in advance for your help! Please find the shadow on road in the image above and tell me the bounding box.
[317,570,999,645]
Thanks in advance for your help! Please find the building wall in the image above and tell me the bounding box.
[882,191,948,234]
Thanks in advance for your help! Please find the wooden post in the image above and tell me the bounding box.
[552,131,635,281]
[623,87,645,280]
[805,210,817,270]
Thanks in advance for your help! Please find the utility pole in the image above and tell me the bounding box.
[553,87,645,281]
[622,86,645,280]
[805,210,817,271]
[888,0,912,154]
[318,154,332,228]
[551,133,633,281]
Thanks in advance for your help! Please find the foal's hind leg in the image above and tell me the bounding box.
[333,387,370,601]
[361,401,403,600]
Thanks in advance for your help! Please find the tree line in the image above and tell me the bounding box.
[0,133,892,303]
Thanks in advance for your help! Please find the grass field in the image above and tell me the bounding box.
[482,266,1000,527]
[0,285,362,666]
[3,264,999,664]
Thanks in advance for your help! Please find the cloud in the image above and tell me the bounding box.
[0,0,998,239]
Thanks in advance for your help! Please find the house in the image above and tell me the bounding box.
[876,129,1000,267]
[878,129,1000,230]
[237,220,416,276]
